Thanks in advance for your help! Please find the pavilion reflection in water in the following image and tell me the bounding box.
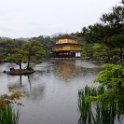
[53,60,82,81]
[53,60,101,81]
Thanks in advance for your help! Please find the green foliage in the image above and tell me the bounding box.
[32,36,54,54]
[22,39,46,69]
[0,37,47,65]
[101,5,124,28]
[82,23,107,43]
[6,48,26,69]
[0,37,47,69]
[79,1,124,63]
[92,43,108,57]
[0,105,20,124]
[78,85,123,124]
[7,48,26,62]
[81,43,121,63]
[0,48,6,62]
[23,40,46,58]
[78,64,124,124]
[0,38,25,62]
[106,34,124,48]
[78,86,117,124]
[0,87,22,124]
[81,49,93,58]
[94,64,124,115]
[0,87,23,109]
[95,64,124,88]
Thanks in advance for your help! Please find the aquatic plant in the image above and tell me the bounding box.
[78,64,124,124]
[78,86,118,124]
[0,105,20,124]
[0,86,22,124]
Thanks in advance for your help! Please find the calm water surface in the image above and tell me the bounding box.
[0,60,102,124]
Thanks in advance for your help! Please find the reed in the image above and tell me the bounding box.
[0,104,19,124]
[0,88,22,124]
[78,86,117,124]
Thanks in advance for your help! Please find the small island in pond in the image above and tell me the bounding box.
[2,39,46,75]
[4,67,35,75]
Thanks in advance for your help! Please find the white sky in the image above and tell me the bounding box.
[0,0,120,38]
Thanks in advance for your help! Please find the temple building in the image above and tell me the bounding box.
[51,36,82,58]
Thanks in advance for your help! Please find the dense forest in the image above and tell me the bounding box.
[0,36,51,62]
[76,0,124,63]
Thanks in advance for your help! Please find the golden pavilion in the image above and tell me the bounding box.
[51,36,82,58]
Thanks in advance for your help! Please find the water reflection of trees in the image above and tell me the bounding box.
[78,86,124,124]
[8,75,45,101]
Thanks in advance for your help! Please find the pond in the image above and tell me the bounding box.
[0,60,123,124]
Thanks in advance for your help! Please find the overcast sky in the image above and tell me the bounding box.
[0,0,120,38]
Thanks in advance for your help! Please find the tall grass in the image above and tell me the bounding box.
[78,86,117,124]
[0,87,22,124]
[0,104,20,124]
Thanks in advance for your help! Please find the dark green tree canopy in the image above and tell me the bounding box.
[22,39,46,69]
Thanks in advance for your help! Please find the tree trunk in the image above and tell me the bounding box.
[107,56,111,63]
[122,0,124,4]
[19,62,22,70]
[27,55,31,70]
[16,62,22,70]
[120,48,123,64]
